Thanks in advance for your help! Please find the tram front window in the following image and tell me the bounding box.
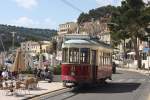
[69,48,79,63]
[62,48,68,63]
[80,48,90,64]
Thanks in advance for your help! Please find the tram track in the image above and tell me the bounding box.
[30,88,75,100]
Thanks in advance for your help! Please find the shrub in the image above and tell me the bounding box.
[54,65,61,75]
[21,67,33,74]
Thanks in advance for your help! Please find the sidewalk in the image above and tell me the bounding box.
[117,67,150,76]
[148,94,150,100]
[0,81,64,100]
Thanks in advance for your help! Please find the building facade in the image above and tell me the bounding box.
[21,41,40,54]
[20,41,51,68]
[58,22,77,36]
[80,15,111,44]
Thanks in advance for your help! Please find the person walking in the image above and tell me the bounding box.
[33,68,38,77]
[2,70,8,80]
[112,62,116,74]
[37,69,42,79]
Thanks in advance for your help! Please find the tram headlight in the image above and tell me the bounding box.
[71,71,75,76]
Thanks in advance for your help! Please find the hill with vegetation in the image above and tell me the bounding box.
[0,24,57,51]
[77,5,117,24]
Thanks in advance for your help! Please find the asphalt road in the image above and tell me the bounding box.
[36,70,150,100]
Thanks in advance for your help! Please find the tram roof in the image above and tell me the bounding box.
[65,39,92,44]
[62,39,112,50]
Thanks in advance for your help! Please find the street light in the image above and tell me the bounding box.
[11,32,16,52]
[148,36,150,75]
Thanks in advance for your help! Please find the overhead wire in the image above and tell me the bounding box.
[61,0,83,12]
[60,0,113,35]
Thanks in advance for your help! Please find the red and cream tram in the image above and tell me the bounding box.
[61,35,112,87]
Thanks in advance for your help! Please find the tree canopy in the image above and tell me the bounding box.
[77,5,117,24]
[109,0,150,68]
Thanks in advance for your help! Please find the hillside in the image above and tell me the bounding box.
[77,5,117,23]
[0,24,57,51]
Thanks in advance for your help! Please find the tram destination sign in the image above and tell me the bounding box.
[63,34,91,41]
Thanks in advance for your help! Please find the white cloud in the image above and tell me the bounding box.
[143,0,150,3]
[14,0,38,9]
[96,0,150,7]
[13,16,36,27]
[12,16,57,29]
[96,0,122,7]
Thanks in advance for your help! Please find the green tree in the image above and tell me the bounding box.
[109,0,150,68]
[77,5,117,24]
[0,24,57,51]
[77,13,91,24]
[49,39,57,54]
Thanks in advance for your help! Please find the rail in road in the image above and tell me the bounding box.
[30,85,97,100]
[30,88,75,100]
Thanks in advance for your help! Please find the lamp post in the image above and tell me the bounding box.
[11,32,16,51]
[148,37,150,75]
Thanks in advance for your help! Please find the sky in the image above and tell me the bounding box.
[0,0,145,30]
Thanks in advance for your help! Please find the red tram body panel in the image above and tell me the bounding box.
[61,64,91,83]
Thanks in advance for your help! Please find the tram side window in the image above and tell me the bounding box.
[80,48,90,64]
[105,53,108,65]
[63,48,68,63]
[99,52,102,67]
[108,53,111,65]
[105,53,109,65]
[103,53,106,66]
[69,48,79,63]
[102,52,104,66]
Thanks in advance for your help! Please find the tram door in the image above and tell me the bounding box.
[91,50,97,82]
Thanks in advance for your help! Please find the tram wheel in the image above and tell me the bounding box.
[100,78,107,84]
[74,83,78,87]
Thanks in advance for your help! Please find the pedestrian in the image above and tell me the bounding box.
[41,70,45,79]
[2,70,8,80]
[37,69,42,79]
[112,62,116,74]
[47,70,53,83]
[33,68,38,77]
[45,66,49,78]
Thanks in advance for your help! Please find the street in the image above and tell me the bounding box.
[33,70,150,100]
